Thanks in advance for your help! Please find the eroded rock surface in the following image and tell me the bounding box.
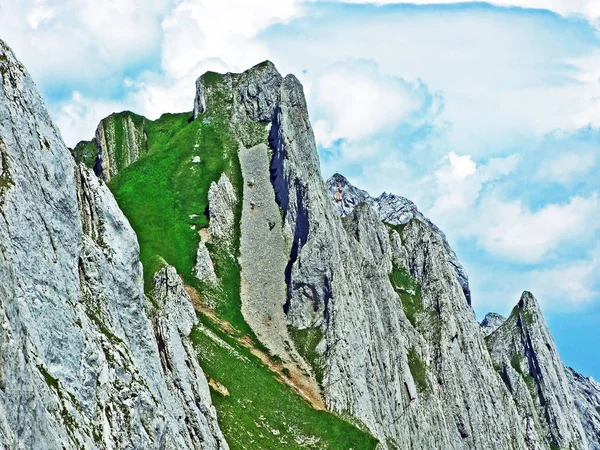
[94,112,148,182]
[0,39,226,450]
[487,292,591,450]
[207,173,237,241]
[195,61,530,449]
[326,173,471,305]
[480,312,507,336]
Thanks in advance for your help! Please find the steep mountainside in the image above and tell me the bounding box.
[2,35,600,450]
[486,292,600,449]
[0,39,226,449]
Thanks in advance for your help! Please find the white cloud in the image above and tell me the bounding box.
[160,0,300,78]
[471,247,600,314]
[311,61,441,148]
[472,193,600,263]
[266,4,600,159]
[528,255,600,306]
[309,0,598,19]
[27,3,55,29]
[430,152,519,215]
[423,150,600,265]
[536,151,596,183]
[52,92,126,147]
[0,0,172,87]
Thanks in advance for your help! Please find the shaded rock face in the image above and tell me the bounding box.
[486,292,590,449]
[94,112,148,183]
[325,173,471,306]
[0,39,226,449]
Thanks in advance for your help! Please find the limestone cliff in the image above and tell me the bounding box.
[194,61,600,450]
[94,112,148,182]
[0,39,226,449]
[486,292,597,449]
[3,35,600,450]
[195,63,528,449]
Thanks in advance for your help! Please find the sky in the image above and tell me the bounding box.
[0,0,599,378]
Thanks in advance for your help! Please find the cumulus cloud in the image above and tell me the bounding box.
[470,246,600,314]
[536,151,596,183]
[473,193,600,263]
[160,0,300,78]
[311,60,442,149]
[0,0,171,93]
[430,152,519,214]
[27,3,56,29]
[52,92,127,147]
[309,0,600,19]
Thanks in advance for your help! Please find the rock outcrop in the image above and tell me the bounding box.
[567,368,600,448]
[326,173,471,305]
[94,112,148,183]
[194,239,217,283]
[152,266,228,449]
[481,312,507,336]
[207,173,237,241]
[195,62,531,449]
[0,39,226,449]
[4,37,600,450]
[486,292,593,449]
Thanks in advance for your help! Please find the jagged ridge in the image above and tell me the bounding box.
[3,34,600,450]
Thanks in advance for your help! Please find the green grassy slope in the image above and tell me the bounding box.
[193,315,377,450]
[98,95,377,448]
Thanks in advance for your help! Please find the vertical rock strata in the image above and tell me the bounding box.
[0,39,226,449]
[194,62,530,448]
[486,292,590,449]
[2,35,599,450]
[94,112,148,183]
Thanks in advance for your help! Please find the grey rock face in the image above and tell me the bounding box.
[238,143,291,360]
[0,39,226,449]
[197,61,531,449]
[208,173,237,241]
[194,239,217,284]
[94,112,148,183]
[480,312,507,336]
[326,173,472,305]
[152,266,229,450]
[567,368,600,449]
[194,61,282,122]
[486,292,589,449]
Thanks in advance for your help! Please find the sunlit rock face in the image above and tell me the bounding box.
[0,39,227,450]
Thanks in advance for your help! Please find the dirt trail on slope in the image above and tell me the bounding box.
[185,284,326,411]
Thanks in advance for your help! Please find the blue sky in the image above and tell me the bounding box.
[1,0,599,378]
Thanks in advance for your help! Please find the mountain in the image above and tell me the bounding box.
[0,39,226,449]
[1,37,599,449]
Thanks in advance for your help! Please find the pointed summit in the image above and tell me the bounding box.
[486,291,590,449]
[194,60,284,121]
[480,312,506,336]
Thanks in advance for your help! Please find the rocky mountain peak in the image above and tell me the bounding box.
[325,173,472,305]
[486,291,593,449]
[518,290,541,312]
[0,38,227,449]
[3,34,600,450]
[481,312,507,336]
[194,60,283,123]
